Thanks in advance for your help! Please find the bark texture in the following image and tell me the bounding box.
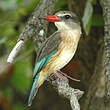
[80,0,110,109]
[82,46,110,110]
[68,0,110,110]
[19,0,58,47]
[100,0,110,98]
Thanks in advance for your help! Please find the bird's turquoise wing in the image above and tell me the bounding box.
[33,31,61,78]
[28,73,39,106]
[28,50,57,106]
[33,50,57,77]
[28,31,62,106]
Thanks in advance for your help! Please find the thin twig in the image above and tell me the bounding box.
[58,70,80,82]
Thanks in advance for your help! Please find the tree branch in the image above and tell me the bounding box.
[100,0,110,97]
[7,40,24,63]
[48,77,84,110]
[7,0,58,63]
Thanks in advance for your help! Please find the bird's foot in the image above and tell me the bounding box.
[51,70,80,82]
[52,71,68,81]
[57,70,80,82]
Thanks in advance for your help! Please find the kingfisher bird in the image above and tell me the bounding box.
[28,11,81,106]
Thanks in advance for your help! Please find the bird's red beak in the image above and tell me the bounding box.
[45,15,60,22]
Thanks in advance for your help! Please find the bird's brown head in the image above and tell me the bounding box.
[45,11,80,31]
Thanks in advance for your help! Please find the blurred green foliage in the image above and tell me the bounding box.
[82,0,93,35]
[92,14,104,26]
[55,0,67,11]
[0,0,39,110]
[13,104,29,110]
[11,59,32,92]
[4,87,13,102]
[82,0,103,35]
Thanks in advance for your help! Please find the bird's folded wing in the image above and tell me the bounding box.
[33,31,62,78]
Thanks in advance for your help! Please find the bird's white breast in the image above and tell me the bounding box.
[53,48,76,71]
[49,26,81,72]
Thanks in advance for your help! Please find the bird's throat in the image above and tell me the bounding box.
[60,29,81,44]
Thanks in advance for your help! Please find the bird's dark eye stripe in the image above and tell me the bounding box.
[64,15,72,19]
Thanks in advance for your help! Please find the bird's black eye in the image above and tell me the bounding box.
[64,15,71,19]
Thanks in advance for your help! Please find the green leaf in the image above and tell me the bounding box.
[0,1,18,11]
[92,14,104,26]
[92,0,97,4]
[17,0,23,4]
[10,58,32,92]
[82,0,93,35]
[13,104,29,110]
[55,0,67,11]
[4,87,13,102]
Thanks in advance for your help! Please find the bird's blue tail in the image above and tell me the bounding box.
[28,73,39,106]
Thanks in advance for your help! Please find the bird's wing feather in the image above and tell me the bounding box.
[33,51,57,78]
[28,32,62,106]
[28,73,39,106]
[33,31,62,78]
